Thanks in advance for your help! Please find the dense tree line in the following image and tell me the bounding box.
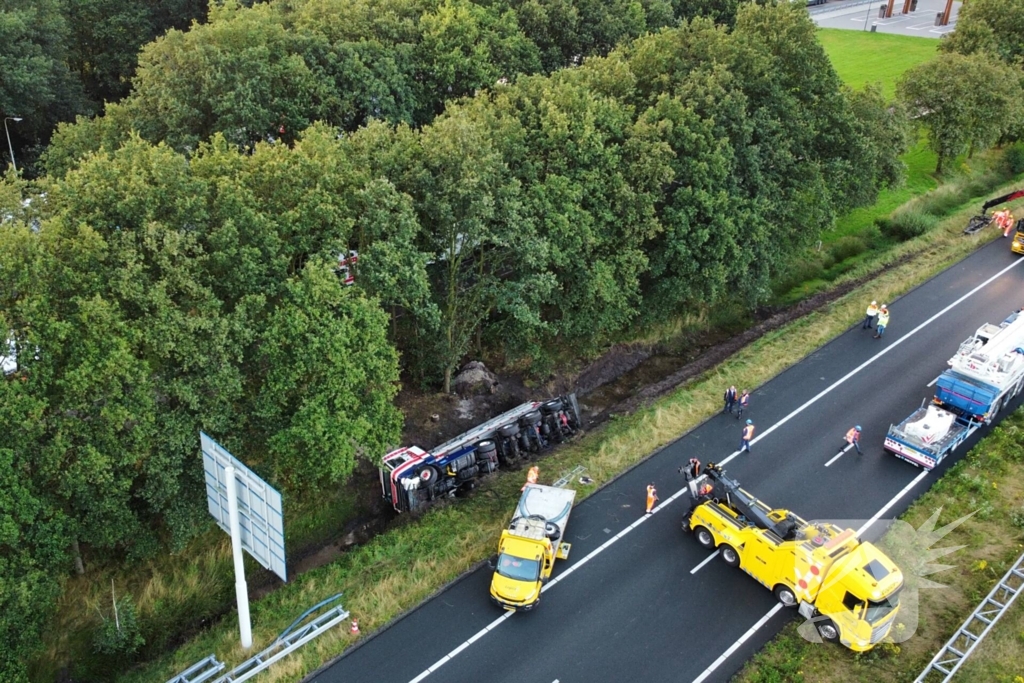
[0,2,911,680]
[0,0,207,174]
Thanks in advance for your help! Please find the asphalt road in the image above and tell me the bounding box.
[310,237,1024,683]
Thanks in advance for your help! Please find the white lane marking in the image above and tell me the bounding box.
[690,551,721,574]
[927,375,940,388]
[691,469,931,683]
[824,443,854,467]
[856,469,929,537]
[407,257,1021,683]
[691,604,785,683]
[715,256,1024,470]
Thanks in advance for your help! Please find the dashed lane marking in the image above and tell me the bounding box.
[824,443,854,467]
[690,550,721,575]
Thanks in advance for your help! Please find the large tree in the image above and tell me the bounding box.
[898,52,1024,173]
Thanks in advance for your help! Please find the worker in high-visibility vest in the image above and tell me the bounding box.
[862,300,879,329]
[740,420,755,454]
[646,483,659,514]
[522,465,539,491]
[845,425,863,455]
[873,305,890,339]
[681,457,701,480]
[736,390,750,420]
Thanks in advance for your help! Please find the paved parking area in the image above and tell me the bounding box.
[811,0,961,38]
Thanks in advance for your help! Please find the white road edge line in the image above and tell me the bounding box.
[690,469,930,683]
[824,444,853,467]
[691,604,785,683]
[406,257,1022,683]
[690,550,721,574]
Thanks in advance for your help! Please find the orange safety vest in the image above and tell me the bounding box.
[522,466,539,491]
[846,428,860,443]
[742,424,755,440]
[646,485,658,506]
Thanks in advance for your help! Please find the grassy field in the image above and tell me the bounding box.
[735,410,1024,683]
[817,28,939,99]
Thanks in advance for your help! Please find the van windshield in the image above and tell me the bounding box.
[495,554,541,582]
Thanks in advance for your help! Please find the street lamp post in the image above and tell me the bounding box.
[4,117,23,174]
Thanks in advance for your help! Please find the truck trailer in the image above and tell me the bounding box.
[684,464,903,652]
[885,309,1024,469]
[379,395,581,513]
[489,483,575,611]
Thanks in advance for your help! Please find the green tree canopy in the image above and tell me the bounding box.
[898,52,1024,173]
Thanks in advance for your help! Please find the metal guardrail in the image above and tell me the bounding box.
[165,656,225,683]
[165,595,350,683]
[914,550,1024,682]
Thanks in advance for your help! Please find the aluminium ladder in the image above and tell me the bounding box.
[914,550,1024,682]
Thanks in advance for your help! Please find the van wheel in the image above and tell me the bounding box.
[720,544,740,567]
[773,584,798,608]
[815,618,840,643]
[694,526,715,549]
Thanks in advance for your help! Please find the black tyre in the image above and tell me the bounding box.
[774,584,798,608]
[544,521,561,541]
[815,618,840,643]
[541,399,563,414]
[476,440,497,455]
[497,423,519,438]
[519,410,542,426]
[720,544,740,567]
[418,466,438,485]
[694,526,715,549]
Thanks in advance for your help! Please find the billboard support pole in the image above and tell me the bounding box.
[226,466,253,649]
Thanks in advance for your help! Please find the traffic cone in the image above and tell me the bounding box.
[350,619,359,635]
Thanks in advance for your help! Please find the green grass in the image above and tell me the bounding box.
[817,28,939,99]
[735,410,1024,683]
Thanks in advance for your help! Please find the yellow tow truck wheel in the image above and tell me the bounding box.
[694,526,715,549]
[814,618,841,644]
[774,585,799,608]
[720,545,740,567]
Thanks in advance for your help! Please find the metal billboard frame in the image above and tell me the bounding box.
[201,432,286,582]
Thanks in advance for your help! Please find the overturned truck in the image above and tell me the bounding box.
[379,395,582,513]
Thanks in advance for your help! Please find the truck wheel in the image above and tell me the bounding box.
[773,584,798,608]
[497,423,519,438]
[694,526,715,549]
[544,521,561,541]
[720,544,740,568]
[418,466,438,485]
[541,399,563,414]
[815,618,840,643]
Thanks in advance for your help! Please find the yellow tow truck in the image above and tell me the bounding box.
[683,464,903,651]
[489,483,575,611]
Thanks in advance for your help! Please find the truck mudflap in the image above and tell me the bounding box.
[557,542,571,560]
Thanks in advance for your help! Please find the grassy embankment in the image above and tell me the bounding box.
[735,409,1024,683]
[44,29,1019,683]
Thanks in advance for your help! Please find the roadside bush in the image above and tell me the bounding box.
[93,595,144,657]
[878,210,937,241]
[1006,142,1024,174]
[828,236,868,263]
[916,185,968,217]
